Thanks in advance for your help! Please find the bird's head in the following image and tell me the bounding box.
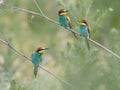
[35,47,48,54]
[78,19,89,27]
[58,9,69,16]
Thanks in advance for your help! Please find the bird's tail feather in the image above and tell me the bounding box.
[85,37,90,51]
[34,66,39,78]
[68,24,78,39]
[69,24,72,29]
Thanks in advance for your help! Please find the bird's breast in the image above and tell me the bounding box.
[32,52,41,65]
[59,16,68,27]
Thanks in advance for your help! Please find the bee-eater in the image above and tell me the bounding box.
[78,19,91,50]
[31,47,48,78]
[58,9,78,39]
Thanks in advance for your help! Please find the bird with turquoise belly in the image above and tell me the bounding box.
[58,9,78,39]
[78,19,91,50]
[31,47,48,78]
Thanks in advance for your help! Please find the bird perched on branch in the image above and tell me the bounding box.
[78,19,91,50]
[31,47,48,78]
[58,9,78,39]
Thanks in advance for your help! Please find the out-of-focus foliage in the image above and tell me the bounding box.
[0,0,120,90]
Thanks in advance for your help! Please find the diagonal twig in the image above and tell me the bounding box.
[0,38,77,89]
[32,0,120,60]
[2,3,120,60]
[33,0,45,16]
[89,38,120,59]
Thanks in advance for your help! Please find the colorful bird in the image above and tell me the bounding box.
[31,47,48,78]
[78,19,91,50]
[58,9,78,39]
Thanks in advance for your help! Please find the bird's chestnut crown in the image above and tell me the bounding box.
[35,47,48,54]
[79,19,89,26]
[58,9,69,15]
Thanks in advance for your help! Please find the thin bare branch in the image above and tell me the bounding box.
[0,38,77,89]
[32,1,120,60]
[89,38,120,59]
[0,38,31,60]
[2,3,120,60]
[2,3,42,17]
[33,0,45,16]
[33,0,79,39]
[39,65,76,89]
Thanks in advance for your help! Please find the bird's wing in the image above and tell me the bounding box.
[88,28,90,34]
[88,24,91,34]
[86,22,91,34]
[66,16,78,39]
[84,20,91,34]
[66,16,72,28]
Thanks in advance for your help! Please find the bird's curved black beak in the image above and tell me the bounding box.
[66,10,69,12]
[44,48,49,50]
[78,20,82,22]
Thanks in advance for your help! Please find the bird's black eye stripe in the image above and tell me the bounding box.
[40,49,44,50]
[41,48,47,50]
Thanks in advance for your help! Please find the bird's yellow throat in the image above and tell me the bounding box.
[60,12,67,16]
[79,22,86,26]
[40,50,46,54]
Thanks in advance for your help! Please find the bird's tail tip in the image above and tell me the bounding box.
[34,66,38,78]
[85,37,90,51]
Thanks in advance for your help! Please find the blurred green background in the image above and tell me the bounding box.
[0,0,120,90]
